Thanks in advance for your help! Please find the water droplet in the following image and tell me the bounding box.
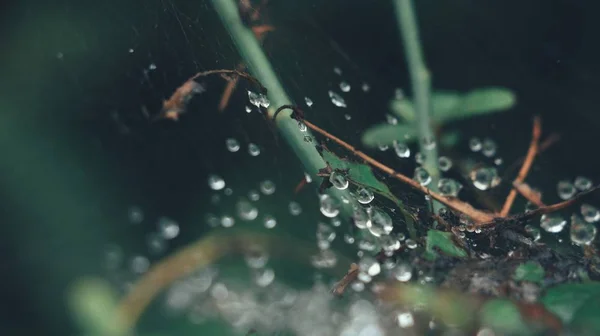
[245,105,252,113]
[524,225,541,241]
[319,194,340,218]
[393,263,412,282]
[494,157,503,165]
[131,255,149,274]
[570,214,597,245]
[331,217,342,227]
[414,167,431,186]
[344,114,352,120]
[311,250,337,268]
[340,81,351,92]
[225,138,240,152]
[405,239,417,249]
[386,114,398,125]
[333,67,342,75]
[128,48,134,53]
[304,97,313,107]
[146,232,167,255]
[395,88,405,100]
[359,257,381,276]
[557,180,576,200]
[245,245,269,268]
[208,174,225,190]
[353,206,371,229]
[303,135,313,143]
[470,167,500,190]
[393,141,411,158]
[221,215,235,228]
[205,213,219,227]
[158,217,180,239]
[396,312,415,328]
[344,234,355,244]
[248,143,261,156]
[482,138,497,157]
[358,234,380,251]
[469,137,482,152]
[236,199,258,220]
[422,137,436,150]
[328,91,347,107]
[415,152,425,165]
[357,187,375,204]
[540,214,566,233]
[224,187,233,196]
[380,235,400,252]
[247,90,270,108]
[248,190,260,201]
[263,215,277,228]
[378,143,389,151]
[317,222,336,243]
[149,63,157,70]
[330,171,349,190]
[260,180,276,195]
[297,121,307,132]
[103,244,123,270]
[581,204,600,223]
[438,156,453,172]
[438,178,463,197]
[254,268,275,287]
[362,82,370,92]
[367,207,393,237]
[574,176,593,191]
[128,206,144,224]
[289,201,302,215]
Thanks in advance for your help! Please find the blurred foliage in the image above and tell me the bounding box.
[480,299,531,335]
[513,261,545,284]
[423,229,467,260]
[362,87,516,148]
[541,282,600,333]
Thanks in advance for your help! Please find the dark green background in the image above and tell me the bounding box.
[2,0,600,334]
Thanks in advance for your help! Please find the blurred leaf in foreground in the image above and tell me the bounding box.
[513,261,545,284]
[480,299,531,335]
[361,123,416,148]
[541,282,600,331]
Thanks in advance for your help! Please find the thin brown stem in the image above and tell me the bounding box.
[500,116,542,216]
[303,119,497,223]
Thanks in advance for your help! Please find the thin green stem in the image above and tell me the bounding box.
[393,0,442,214]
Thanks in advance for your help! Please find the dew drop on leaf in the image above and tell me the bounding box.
[540,214,566,233]
[146,232,167,255]
[405,239,417,249]
[557,180,576,200]
[570,214,597,245]
[386,114,398,125]
[297,121,307,132]
[254,268,275,287]
[367,207,393,237]
[329,171,349,190]
[344,114,352,120]
[248,189,260,201]
[525,225,541,241]
[208,174,225,190]
[328,90,347,107]
[352,205,371,229]
[381,235,400,252]
[319,194,340,218]
[245,105,252,113]
[221,215,235,228]
[303,135,313,143]
[482,138,497,157]
[225,138,240,152]
[316,222,336,243]
[356,187,375,204]
[244,246,269,269]
[393,263,413,282]
[470,167,499,191]
[359,257,381,276]
[263,215,277,229]
[236,199,258,221]
[415,152,425,165]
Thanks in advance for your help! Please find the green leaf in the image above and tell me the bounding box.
[436,87,516,123]
[513,261,545,284]
[321,148,397,203]
[432,91,462,118]
[570,292,600,335]
[439,130,461,148]
[480,299,531,335]
[541,283,600,324]
[424,230,467,260]
[361,123,417,148]
[389,99,416,121]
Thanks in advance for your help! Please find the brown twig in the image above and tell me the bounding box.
[331,263,358,296]
[513,181,545,207]
[500,116,542,216]
[302,119,497,223]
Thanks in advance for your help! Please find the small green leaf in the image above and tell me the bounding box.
[436,87,516,123]
[570,292,600,335]
[439,130,461,148]
[321,148,397,202]
[431,91,462,117]
[361,123,417,148]
[541,283,600,324]
[480,299,531,335]
[424,230,467,260]
[390,99,416,121]
[513,261,545,284]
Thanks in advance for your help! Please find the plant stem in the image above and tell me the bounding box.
[393,0,442,213]
[210,0,354,209]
